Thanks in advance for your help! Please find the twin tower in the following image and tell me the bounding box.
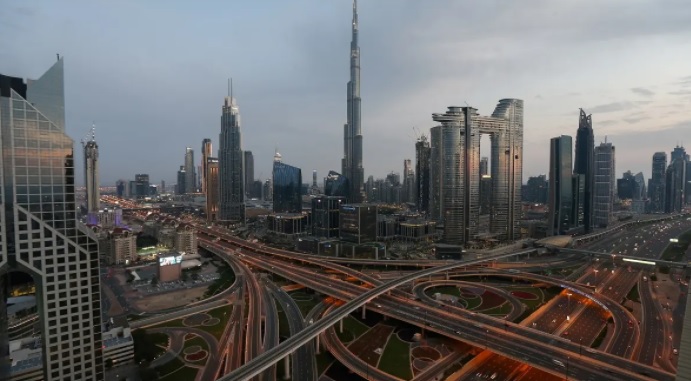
[429,100,524,244]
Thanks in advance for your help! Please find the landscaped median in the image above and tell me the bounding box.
[378,334,412,380]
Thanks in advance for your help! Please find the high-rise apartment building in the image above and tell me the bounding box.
[1,58,104,380]
[593,142,615,228]
[573,109,594,232]
[272,152,302,213]
[523,175,548,204]
[201,139,212,193]
[176,166,186,195]
[184,147,195,193]
[342,0,365,203]
[244,150,254,198]
[83,128,100,224]
[665,158,686,213]
[312,196,346,238]
[218,81,245,222]
[415,136,431,213]
[649,152,667,212]
[324,170,350,199]
[206,157,219,222]
[132,174,149,199]
[430,100,523,244]
[548,135,574,236]
[479,156,489,176]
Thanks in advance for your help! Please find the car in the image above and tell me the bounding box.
[562,332,569,336]
[490,373,497,380]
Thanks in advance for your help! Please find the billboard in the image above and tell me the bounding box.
[159,255,182,266]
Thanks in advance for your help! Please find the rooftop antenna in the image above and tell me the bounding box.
[56,53,60,61]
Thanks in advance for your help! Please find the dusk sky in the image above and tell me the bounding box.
[2,0,690,186]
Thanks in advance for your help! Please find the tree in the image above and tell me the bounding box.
[181,272,189,282]
[191,273,200,281]
[150,276,158,286]
[105,358,113,369]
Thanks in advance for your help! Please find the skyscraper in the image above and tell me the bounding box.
[594,141,615,228]
[201,138,212,193]
[573,109,594,232]
[415,136,431,213]
[479,156,489,177]
[548,135,574,235]
[83,126,100,225]
[430,101,524,243]
[324,170,350,199]
[665,158,686,213]
[649,152,667,212]
[176,166,186,195]
[402,159,415,203]
[184,147,195,193]
[244,150,254,198]
[523,175,548,204]
[218,80,245,222]
[1,58,104,380]
[206,157,219,222]
[342,0,365,203]
[272,152,302,213]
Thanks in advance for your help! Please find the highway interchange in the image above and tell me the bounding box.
[108,198,689,381]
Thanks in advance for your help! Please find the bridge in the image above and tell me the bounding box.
[549,246,689,269]
[573,213,690,245]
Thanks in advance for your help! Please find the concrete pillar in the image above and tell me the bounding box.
[316,334,320,354]
[445,272,449,280]
[340,319,344,334]
[375,247,378,260]
[361,304,366,319]
[283,355,290,380]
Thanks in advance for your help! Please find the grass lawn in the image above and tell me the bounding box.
[201,306,232,339]
[504,286,544,310]
[204,265,236,298]
[158,365,198,381]
[343,316,369,339]
[290,292,319,317]
[480,302,513,317]
[425,286,461,298]
[377,335,412,380]
[463,295,483,310]
[184,335,209,352]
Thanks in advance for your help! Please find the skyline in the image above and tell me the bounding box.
[2,1,691,185]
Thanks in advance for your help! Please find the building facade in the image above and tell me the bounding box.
[205,157,219,222]
[312,196,346,238]
[665,158,686,213]
[573,109,595,232]
[0,58,104,380]
[244,150,254,198]
[649,152,667,212]
[342,0,365,203]
[110,228,137,265]
[218,87,245,222]
[324,170,350,200]
[548,135,573,235]
[415,136,431,213]
[339,204,377,244]
[174,224,197,255]
[523,175,548,204]
[184,147,195,194]
[272,154,302,214]
[83,130,99,225]
[200,138,212,194]
[430,100,524,244]
[593,142,615,227]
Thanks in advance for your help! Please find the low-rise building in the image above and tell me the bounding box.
[102,326,134,368]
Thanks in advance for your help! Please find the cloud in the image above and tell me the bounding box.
[586,102,638,113]
[534,94,543,99]
[631,87,654,97]
[622,116,650,124]
[599,120,618,126]
[669,89,691,95]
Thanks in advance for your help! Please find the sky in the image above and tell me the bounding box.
[1,0,690,186]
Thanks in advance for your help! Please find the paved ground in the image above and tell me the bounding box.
[131,286,207,311]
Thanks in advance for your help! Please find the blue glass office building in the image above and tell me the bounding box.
[273,161,302,213]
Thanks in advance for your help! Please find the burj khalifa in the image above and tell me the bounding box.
[342,0,365,202]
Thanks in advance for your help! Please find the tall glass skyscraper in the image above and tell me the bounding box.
[548,135,574,235]
[184,147,195,193]
[200,138,212,194]
[244,150,254,198]
[83,127,100,225]
[342,0,365,203]
[324,170,350,199]
[1,58,104,380]
[272,154,302,214]
[574,109,594,232]
[649,152,667,212]
[415,136,431,214]
[430,100,523,244]
[218,82,245,223]
[593,142,615,228]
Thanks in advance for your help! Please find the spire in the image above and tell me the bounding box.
[352,0,358,29]
[91,122,96,142]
